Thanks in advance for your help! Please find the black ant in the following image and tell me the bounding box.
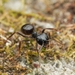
[7,24,51,53]
[21,24,49,48]
[21,24,50,65]
[20,24,58,48]
[8,24,56,65]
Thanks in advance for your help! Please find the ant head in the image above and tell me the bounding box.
[36,33,49,46]
[32,31,38,38]
[21,24,34,35]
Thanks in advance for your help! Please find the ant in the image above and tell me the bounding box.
[7,24,51,53]
[21,24,50,64]
[21,24,49,48]
[8,24,56,64]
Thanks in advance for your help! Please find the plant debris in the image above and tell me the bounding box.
[0,0,75,75]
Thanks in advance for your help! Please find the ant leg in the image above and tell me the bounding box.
[36,42,40,58]
[38,43,44,66]
[17,32,30,38]
[36,42,38,49]
[7,32,28,40]
[42,28,57,33]
[4,32,24,46]
[6,31,32,44]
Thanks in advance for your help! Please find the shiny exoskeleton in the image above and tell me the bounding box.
[21,24,49,46]
[21,24,34,35]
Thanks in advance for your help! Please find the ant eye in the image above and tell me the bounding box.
[21,24,34,35]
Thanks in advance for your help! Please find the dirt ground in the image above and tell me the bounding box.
[0,0,75,75]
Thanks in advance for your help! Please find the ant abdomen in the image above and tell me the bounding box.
[21,24,34,35]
